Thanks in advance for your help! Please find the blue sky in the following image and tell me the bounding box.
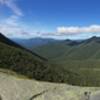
[0,0,100,39]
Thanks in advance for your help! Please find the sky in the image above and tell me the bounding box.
[0,0,100,39]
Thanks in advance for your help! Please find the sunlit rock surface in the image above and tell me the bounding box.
[0,72,100,100]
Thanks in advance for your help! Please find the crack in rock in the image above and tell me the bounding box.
[29,90,48,100]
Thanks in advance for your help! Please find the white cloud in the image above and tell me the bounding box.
[35,25,100,38]
[0,0,23,16]
[57,25,100,34]
[0,15,41,38]
[0,15,30,38]
[1,14,100,39]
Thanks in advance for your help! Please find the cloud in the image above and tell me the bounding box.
[0,15,42,38]
[35,25,100,38]
[1,14,100,39]
[0,0,23,16]
[57,25,100,34]
[0,15,31,38]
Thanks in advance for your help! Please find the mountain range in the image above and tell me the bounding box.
[32,36,100,60]
[1,33,100,86]
[12,37,59,49]
[0,33,79,85]
[29,36,100,86]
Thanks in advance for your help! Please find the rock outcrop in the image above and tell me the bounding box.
[0,72,100,100]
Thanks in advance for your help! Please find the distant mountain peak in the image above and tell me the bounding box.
[86,36,100,43]
[90,36,98,40]
[65,39,71,42]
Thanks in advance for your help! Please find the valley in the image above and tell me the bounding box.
[1,33,100,99]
